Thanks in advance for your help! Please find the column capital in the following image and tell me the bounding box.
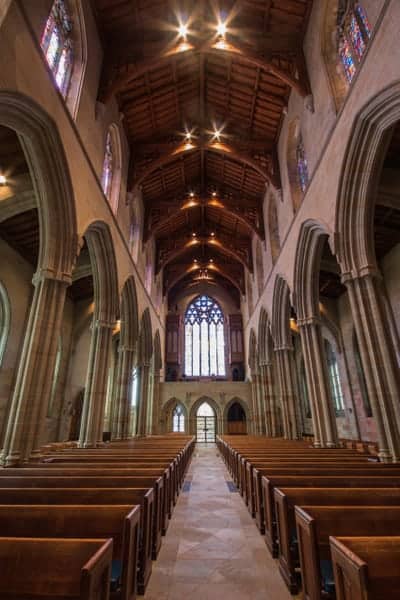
[92,319,117,330]
[273,344,293,352]
[296,315,321,328]
[32,268,72,287]
[341,265,382,285]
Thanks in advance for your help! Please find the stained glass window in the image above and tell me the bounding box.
[41,0,73,98]
[172,404,185,432]
[130,367,139,407]
[296,136,309,194]
[101,132,113,199]
[338,3,371,84]
[324,340,345,413]
[184,295,226,377]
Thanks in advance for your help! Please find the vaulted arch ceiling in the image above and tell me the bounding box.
[92,0,313,303]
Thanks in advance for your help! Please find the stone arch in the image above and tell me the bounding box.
[293,220,331,322]
[84,221,119,325]
[0,91,77,279]
[162,397,188,433]
[120,276,139,353]
[268,192,281,264]
[138,308,153,366]
[258,307,273,366]
[321,0,349,111]
[223,396,251,424]
[0,280,11,367]
[189,396,222,422]
[335,81,400,276]
[271,275,292,350]
[153,330,162,373]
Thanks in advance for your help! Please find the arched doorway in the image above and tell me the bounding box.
[196,402,216,443]
[227,402,247,434]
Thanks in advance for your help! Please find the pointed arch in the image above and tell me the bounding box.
[335,82,400,276]
[223,397,251,424]
[153,330,162,372]
[0,281,11,367]
[248,328,258,372]
[120,276,139,354]
[101,123,123,214]
[293,220,330,322]
[271,275,292,350]
[286,118,308,212]
[258,307,273,366]
[189,396,222,422]
[0,91,77,279]
[138,308,153,366]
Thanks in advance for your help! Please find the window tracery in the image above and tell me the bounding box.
[101,131,113,200]
[296,136,309,194]
[172,404,185,432]
[41,0,74,98]
[338,2,371,83]
[184,295,225,377]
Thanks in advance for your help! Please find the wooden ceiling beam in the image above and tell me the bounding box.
[99,36,309,103]
[165,262,244,295]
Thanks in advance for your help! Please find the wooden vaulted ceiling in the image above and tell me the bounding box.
[96,1,313,301]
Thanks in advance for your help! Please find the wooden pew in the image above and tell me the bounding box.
[251,464,400,531]
[0,505,140,600]
[0,469,168,545]
[261,475,400,557]
[330,536,400,600]
[273,487,400,593]
[0,487,154,594]
[295,506,400,600]
[0,537,113,600]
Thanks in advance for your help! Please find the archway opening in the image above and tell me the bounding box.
[227,402,247,435]
[196,401,216,443]
[172,404,185,433]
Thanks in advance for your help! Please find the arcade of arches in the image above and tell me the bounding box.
[0,0,400,461]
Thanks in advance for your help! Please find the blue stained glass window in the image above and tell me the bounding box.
[339,37,356,83]
[349,15,366,60]
[355,3,371,38]
[41,0,73,98]
[184,295,225,377]
[296,137,309,194]
[101,132,113,199]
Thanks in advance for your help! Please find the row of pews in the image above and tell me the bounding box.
[0,434,195,600]
[217,435,400,600]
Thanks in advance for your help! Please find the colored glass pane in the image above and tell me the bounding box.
[349,14,366,60]
[355,3,371,37]
[101,132,113,199]
[41,0,73,98]
[339,37,356,83]
[296,137,309,193]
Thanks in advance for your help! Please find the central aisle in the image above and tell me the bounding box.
[144,444,295,599]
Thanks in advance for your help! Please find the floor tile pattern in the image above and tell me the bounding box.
[143,444,297,599]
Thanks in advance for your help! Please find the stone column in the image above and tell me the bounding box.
[298,318,338,448]
[259,363,273,436]
[136,364,150,437]
[274,346,301,439]
[344,271,400,461]
[0,270,70,465]
[111,346,136,440]
[250,377,258,434]
[151,373,161,434]
[79,319,115,447]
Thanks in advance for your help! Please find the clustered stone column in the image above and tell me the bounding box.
[274,344,301,440]
[79,319,115,447]
[344,270,400,461]
[259,362,277,436]
[297,317,338,448]
[136,363,150,437]
[111,345,136,440]
[151,372,161,435]
[0,270,70,465]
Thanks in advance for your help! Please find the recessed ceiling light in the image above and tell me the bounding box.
[217,21,227,37]
[178,22,188,39]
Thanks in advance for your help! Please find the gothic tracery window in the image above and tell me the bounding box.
[296,136,309,194]
[324,339,345,414]
[184,295,225,377]
[172,404,185,432]
[41,0,74,98]
[338,2,371,84]
[101,131,114,200]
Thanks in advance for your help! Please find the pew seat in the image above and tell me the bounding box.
[0,536,113,600]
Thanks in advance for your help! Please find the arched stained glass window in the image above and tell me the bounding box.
[172,404,185,432]
[184,295,225,377]
[296,136,309,194]
[324,339,345,414]
[101,131,113,199]
[130,367,139,407]
[338,2,371,83]
[41,0,74,97]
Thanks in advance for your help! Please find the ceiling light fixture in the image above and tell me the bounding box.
[216,20,227,38]
[189,191,195,198]
[192,232,197,237]
[178,21,188,40]
[212,191,217,197]
[0,173,6,185]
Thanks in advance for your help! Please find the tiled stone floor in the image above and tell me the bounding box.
[143,444,296,599]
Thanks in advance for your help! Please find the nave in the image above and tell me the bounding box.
[144,443,293,600]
